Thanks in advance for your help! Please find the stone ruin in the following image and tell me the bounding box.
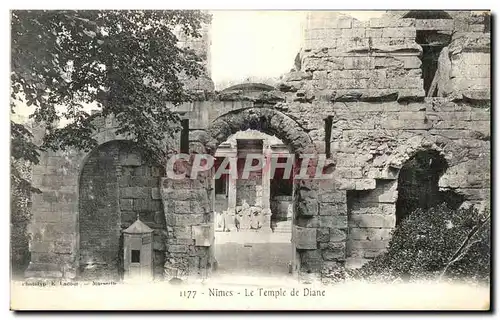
[24,11,490,283]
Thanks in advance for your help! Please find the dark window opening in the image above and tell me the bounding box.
[215,175,227,196]
[415,30,452,97]
[214,157,228,196]
[180,119,189,154]
[271,166,293,197]
[324,116,333,158]
[131,250,141,263]
[395,150,464,225]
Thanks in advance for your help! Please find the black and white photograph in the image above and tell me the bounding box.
[8,7,492,311]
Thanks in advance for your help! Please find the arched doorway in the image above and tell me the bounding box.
[212,130,294,277]
[78,140,166,281]
[395,149,464,225]
[205,107,316,280]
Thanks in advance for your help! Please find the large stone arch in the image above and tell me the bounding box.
[388,133,489,211]
[26,120,138,279]
[159,106,345,283]
[385,134,458,172]
[77,127,168,281]
[205,107,315,156]
[203,107,337,282]
[345,133,468,268]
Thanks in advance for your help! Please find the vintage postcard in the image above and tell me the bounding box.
[10,9,491,310]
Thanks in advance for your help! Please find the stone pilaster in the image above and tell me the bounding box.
[261,143,272,232]
[225,156,238,231]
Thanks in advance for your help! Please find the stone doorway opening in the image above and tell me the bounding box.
[211,130,294,278]
[395,150,464,225]
[78,141,166,281]
[403,10,453,97]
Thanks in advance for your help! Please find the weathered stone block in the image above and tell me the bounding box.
[335,166,363,179]
[33,210,61,223]
[349,214,396,228]
[151,188,161,200]
[298,198,319,216]
[166,214,204,227]
[317,228,330,242]
[167,244,189,253]
[53,241,73,254]
[329,228,347,242]
[369,18,415,28]
[470,111,491,121]
[292,226,317,250]
[389,77,423,89]
[320,215,348,228]
[173,200,191,214]
[341,28,366,38]
[191,201,210,214]
[354,179,376,190]
[318,190,346,203]
[192,224,212,246]
[348,239,390,249]
[299,249,323,273]
[415,19,454,31]
[396,56,422,69]
[297,216,320,228]
[30,241,53,253]
[349,227,393,241]
[351,203,396,216]
[120,199,133,211]
[312,71,328,80]
[322,242,346,261]
[382,27,416,38]
[363,248,387,258]
[120,187,150,199]
[25,263,63,279]
[319,202,346,216]
[173,226,192,239]
[366,28,383,38]
[344,57,374,70]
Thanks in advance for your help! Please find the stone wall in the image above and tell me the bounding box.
[275,11,490,273]
[291,12,424,102]
[345,183,396,268]
[160,177,212,280]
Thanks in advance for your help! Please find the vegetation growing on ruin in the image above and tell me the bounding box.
[347,204,491,283]
[10,10,209,275]
[11,10,210,175]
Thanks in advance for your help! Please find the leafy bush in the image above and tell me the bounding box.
[348,204,490,283]
[10,159,33,277]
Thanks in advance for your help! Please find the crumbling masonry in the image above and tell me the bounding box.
[25,11,490,282]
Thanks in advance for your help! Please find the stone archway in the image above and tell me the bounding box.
[159,106,335,283]
[206,108,336,280]
[346,134,466,269]
[205,107,315,156]
[205,108,315,279]
[78,140,166,281]
[395,149,464,225]
[26,119,139,279]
